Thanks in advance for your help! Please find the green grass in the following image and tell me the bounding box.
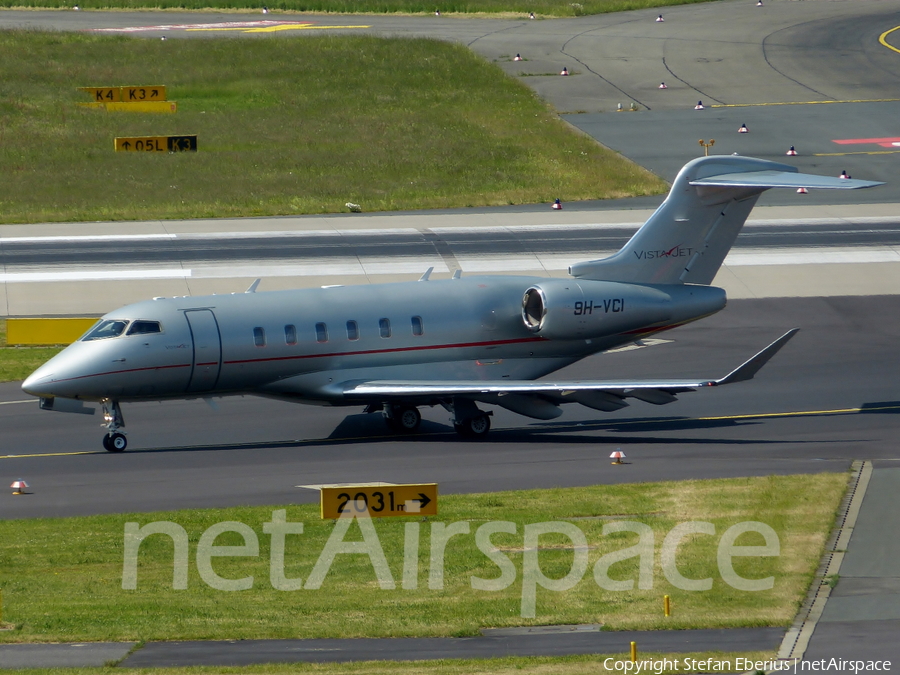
[0,0,719,17]
[0,473,846,643]
[0,31,665,225]
[0,319,63,382]
[8,653,780,675]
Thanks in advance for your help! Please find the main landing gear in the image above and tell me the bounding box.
[447,398,492,438]
[382,404,422,433]
[101,399,127,452]
[374,399,492,437]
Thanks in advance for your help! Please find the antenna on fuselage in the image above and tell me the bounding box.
[245,279,261,293]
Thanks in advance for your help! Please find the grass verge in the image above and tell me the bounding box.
[0,319,63,383]
[8,653,779,675]
[0,31,665,225]
[0,473,846,643]
[0,0,720,18]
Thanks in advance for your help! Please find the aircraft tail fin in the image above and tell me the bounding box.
[569,156,882,285]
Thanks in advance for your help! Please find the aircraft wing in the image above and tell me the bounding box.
[340,329,798,410]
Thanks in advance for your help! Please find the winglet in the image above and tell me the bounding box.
[245,279,261,294]
[714,329,799,385]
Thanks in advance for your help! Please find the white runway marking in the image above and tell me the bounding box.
[0,269,190,283]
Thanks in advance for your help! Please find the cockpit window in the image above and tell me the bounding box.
[81,319,129,341]
[127,320,162,336]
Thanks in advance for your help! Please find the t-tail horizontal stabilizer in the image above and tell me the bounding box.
[569,156,882,286]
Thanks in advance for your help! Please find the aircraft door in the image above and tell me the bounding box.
[184,309,222,392]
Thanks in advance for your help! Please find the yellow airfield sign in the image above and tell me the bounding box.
[80,101,176,113]
[319,483,438,519]
[114,135,197,152]
[79,86,167,102]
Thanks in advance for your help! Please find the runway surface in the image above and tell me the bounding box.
[5,204,900,315]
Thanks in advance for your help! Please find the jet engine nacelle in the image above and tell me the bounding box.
[521,279,726,340]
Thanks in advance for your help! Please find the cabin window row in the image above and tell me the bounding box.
[253,316,424,347]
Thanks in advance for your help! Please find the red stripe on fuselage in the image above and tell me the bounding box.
[42,336,547,385]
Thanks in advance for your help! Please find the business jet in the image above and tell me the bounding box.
[22,156,881,451]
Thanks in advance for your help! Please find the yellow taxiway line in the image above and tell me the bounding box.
[880,25,900,55]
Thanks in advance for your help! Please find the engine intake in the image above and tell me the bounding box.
[521,279,726,340]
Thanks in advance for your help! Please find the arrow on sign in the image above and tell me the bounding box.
[413,493,431,509]
[122,141,131,150]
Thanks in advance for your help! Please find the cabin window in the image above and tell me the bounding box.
[346,320,359,341]
[315,322,329,343]
[379,318,392,338]
[253,327,266,347]
[411,316,424,336]
[81,319,128,341]
[284,324,297,346]
[127,320,162,336]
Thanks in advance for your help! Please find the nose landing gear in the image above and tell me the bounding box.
[101,400,127,452]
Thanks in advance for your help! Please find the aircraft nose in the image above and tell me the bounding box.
[22,365,56,397]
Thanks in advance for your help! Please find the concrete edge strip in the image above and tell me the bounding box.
[775,460,873,662]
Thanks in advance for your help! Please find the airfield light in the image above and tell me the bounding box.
[698,139,715,156]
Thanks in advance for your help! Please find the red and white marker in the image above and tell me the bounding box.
[560,67,569,76]
[656,14,664,21]
[610,450,626,465]
[738,123,748,133]
[797,187,809,194]
[11,479,29,495]
[840,170,851,179]
[659,82,667,89]
[552,199,562,210]
[694,101,704,110]
[786,145,798,156]
[514,53,522,61]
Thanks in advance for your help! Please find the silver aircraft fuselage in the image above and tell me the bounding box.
[24,276,725,405]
